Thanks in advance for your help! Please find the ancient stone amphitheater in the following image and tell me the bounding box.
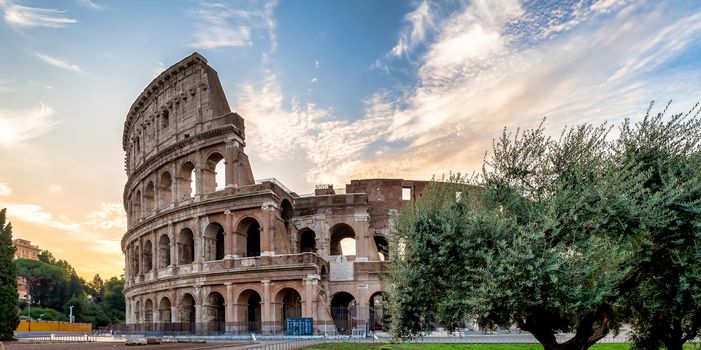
[121,53,427,335]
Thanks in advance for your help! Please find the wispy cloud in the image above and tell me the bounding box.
[0,79,15,94]
[76,0,102,11]
[85,202,127,231]
[0,103,59,146]
[0,182,10,196]
[1,0,77,27]
[389,0,433,57]
[35,53,82,73]
[189,0,276,50]
[242,1,701,188]
[152,61,166,78]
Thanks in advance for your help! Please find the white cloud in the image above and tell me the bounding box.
[242,1,701,189]
[2,203,81,231]
[76,0,102,11]
[189,0,277,50]
[0,182,10,196]
[0,80,15,94]
[1,1,77,27]
[85,202,126,231]
[0,103,59,146]
[48,184,62,193]
[389,0,433,57]
[35,53,82,73]
[310,77,318,84]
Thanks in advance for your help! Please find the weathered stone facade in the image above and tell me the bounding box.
[121,53,427,334]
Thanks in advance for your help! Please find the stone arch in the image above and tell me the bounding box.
[299,228,316,253]
[132,244,141,275]
[369,291,389,331]
[203,222,225,261]
[133,190,142,220]
[144,298,154,324]
[280,199,293,230]
[158,234,171,269]
[329,223,356,256]
[178,228,195,264]
[159,296,172,323]
[159,171,173,208]
[180,293,196,331]
[204,291,226,332]
[237,289,262,332]
[374,235,389,261]
[274,287,302,330]
[143,239,153,272]
[203,151,225,193]
[237,217,261,257]
[134,299,141,324]
[330,291,356,335]
[144,181,155,213]
[178,161,196,200]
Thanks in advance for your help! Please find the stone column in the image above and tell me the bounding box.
[224,210,234,258]
[225,138,237,188]
[171,162,179,207]
[152,231,158,274]
[125,299,131,324]
[303,277,314,317]
[261,205,274,256]
[168,224,175,268]
[225,283,234,331]
[261,280,271,333]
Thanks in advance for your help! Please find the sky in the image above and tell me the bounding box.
[1,0,701,279]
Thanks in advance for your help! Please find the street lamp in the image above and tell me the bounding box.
[69,305,74,323]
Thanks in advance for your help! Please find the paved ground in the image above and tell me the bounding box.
[2,342,253,350]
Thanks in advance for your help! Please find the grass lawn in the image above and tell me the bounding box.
[300,343,634,350]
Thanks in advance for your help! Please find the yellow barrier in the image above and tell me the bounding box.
[16,320,92,333]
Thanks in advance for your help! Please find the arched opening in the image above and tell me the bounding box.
[374,236,389,261]
[178,162,196,200]
[299,228,316,253]
[237,218,261,257]
[275,288,302,331]
[369,292,389,331]
[144,299,154,324]
[280,199,293,231]
[131,245,141,275]
[143,240,153,272]
[158,235,171,269]
[159,171,173,208]
[144,181,155,213]
[203,223,225,261]
[238,290,262,333]
[133,190,142,220]
[330,292,356,335]
[178,228,195,265]
[203,152,226,193]
[330,223,356,256]
[205,291,226,333]
[134,300,141,324]
[181,293,196,332]
[159,297,172,324]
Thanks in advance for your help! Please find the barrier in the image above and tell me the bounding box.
[16,320,92,333]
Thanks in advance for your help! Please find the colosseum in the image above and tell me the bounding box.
[121,53,428,335]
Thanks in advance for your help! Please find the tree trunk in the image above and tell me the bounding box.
[521,305,613,350]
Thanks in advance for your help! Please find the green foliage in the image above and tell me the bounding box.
[0,208,20,340]
[617,102,701,350]
[300,343,634,350]
[14,250,126,327]
[18,307,66,321]
[389,119,662,350]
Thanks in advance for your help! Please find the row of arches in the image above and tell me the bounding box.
[128,219,261,276]
[131,288,303,332]
[129,152,226,222]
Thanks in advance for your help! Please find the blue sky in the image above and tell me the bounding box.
[1,0,701,277]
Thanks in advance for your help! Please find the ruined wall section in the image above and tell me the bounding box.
[122,53,244,176]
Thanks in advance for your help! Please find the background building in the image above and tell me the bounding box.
[121,53,427,335]
[13,238,41,300]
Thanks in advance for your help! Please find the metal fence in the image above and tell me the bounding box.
[16,333,98,342]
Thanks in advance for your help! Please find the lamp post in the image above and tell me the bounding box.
[69,305,74,323]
